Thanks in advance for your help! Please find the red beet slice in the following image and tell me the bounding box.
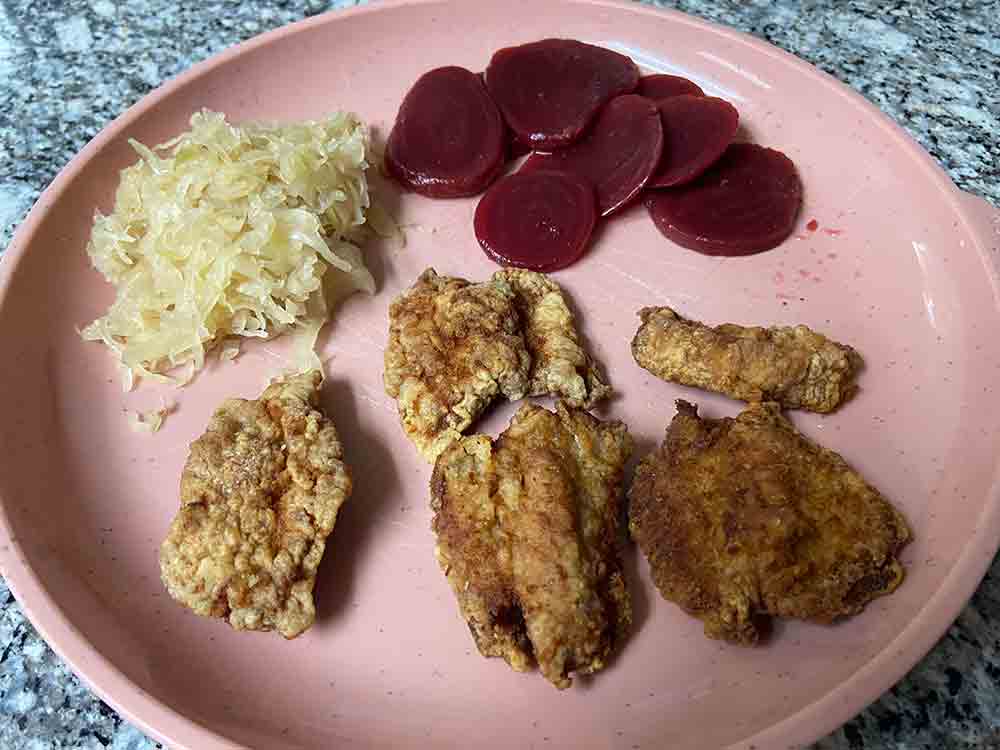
[521,95,663,217]
[474,171,597,271]
[645,143,802,256]
[637,74,704,100]
[385,66,506,198]
[507,135,532,160]
[647,95,740,188]
[485,39,639,151]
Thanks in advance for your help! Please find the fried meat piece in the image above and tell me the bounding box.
[629,401,909,645]
[494,269,611,408]
[385,268,611,461]
[431,402,633,688]
[384,269,532,461]
[160,371,351,639]
[631,306,861,412]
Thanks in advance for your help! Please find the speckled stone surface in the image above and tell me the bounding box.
[0,1,998,748]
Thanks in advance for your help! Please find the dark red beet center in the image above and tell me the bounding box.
[520,94,664,217]
[474,171,597,271]
[637,74,705,100]
[485,39,639,151]
[385,66,506,198]
[645,143,803,256]
[647,95,740,188]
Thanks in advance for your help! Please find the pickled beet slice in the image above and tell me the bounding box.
[485,39,639,151]
[637,74,704,100]
[647,95,740,188]
[521,95,663,217]
[474,171,597,271]
[385,66,505,198]
[645,143,802,256]
[507,135,532,160]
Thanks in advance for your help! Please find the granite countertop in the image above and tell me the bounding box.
[1,1,998,748]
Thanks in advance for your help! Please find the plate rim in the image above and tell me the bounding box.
[1,1,998,748]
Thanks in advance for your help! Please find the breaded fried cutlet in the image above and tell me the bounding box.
[629,401,909,645]
[383,269,532,461]
[384,268,611,461]
[160,371,351,639]
[431,402,633,688]
[631,306,862,413]
[493,269,610,408]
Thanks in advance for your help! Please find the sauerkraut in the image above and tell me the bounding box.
[81,110,383,388]
[127,403,173,434]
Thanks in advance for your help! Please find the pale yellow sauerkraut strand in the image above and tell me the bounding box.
[81,110,382,389]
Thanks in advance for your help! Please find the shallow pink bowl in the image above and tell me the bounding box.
[2,1,1000,748]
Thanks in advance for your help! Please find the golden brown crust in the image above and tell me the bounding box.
[631,307,862,413]
[159,371,351,639]
[628,401,909,645]
[384,268,610,461]
[430,435,534,670]
[383,269,532,461]
[431,402,633,688]
[493,269,611,408]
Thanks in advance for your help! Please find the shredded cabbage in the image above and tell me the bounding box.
[81,110,384,388]
[126,400,174,433]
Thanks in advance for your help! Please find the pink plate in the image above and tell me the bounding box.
[2,1,1000,748]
